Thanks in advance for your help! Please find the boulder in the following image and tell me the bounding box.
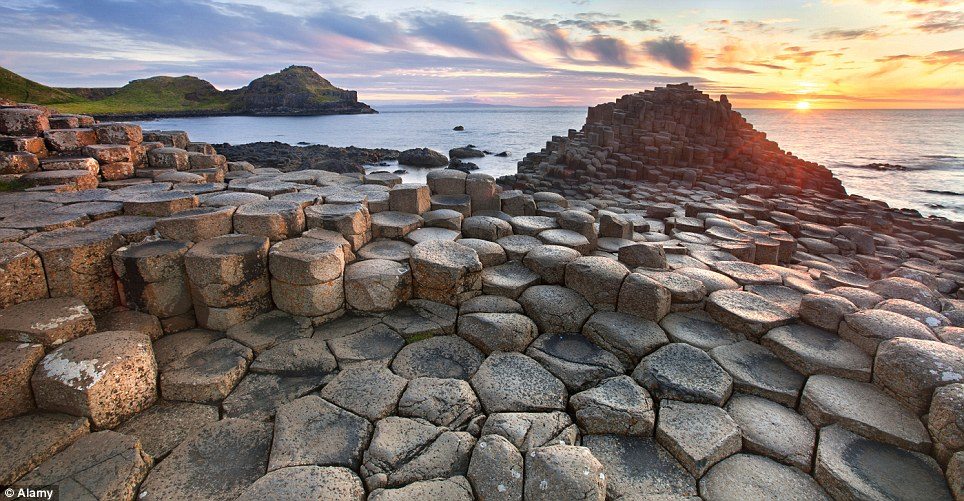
[0,242,48,309]
[873,338,964,415]
[467,434,524,501]
[470,352,567,413]
[398,377,483,429]
[570,376,655,436]
[524,445,606,501]
[0,341,44,419]
[655,399,741,478]
[726,393,816,472]
[410,240,482,306]
[582,311,668,369]
[519,285,594,333]
[456,312,538,353]
[398,148,448,167]
[360,416,475,490]
[700,454,830,501]
[633,342,733,406]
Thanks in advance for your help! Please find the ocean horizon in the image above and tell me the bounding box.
[135,106,964,221]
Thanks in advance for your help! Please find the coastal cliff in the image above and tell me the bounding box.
[0,65,375,118]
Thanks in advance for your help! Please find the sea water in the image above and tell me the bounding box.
[136,107,964,221]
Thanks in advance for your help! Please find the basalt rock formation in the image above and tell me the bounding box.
[0,93,962,500]
[508,83,844,197]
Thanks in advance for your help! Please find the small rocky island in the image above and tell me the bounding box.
[0,85,961,500]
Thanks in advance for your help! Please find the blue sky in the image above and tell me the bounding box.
[1,0,961,107]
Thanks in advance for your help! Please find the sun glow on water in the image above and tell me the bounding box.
[795,100,812,111]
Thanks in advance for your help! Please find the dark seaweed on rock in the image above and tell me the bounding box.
[213,141,399,174]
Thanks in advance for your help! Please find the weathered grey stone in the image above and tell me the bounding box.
[0,412,90,486]
[269,395,372,470]
[249,337,337,376]
[326,323,405,367]
[617,272,672,321]
[410,240,483,306]
[839,308,939,355]
[470,352,567,413]
[468,434,524,501]
[222,372,325,422]
[523,245,581,284]
[392,335,484,380]
[160,338,252,403]
[481,261,541,299]
[801,374,931,453]
[268,237,344,285]
[799,293,858,332]
[877,298,950,331]
[634,342,733,406]
[237,466,365,501]
[369,476,474,501]
[97,309,163,341]
[225,310,313,355]
[659,310,742,352]
[319,364,408,421]
[699,454,829,501]
[139,418,272,501]
[151,329,222,369]
[570,375,655,436]
[459,295,524,315]
[31,330,157,429]
[524,445,606,501]
[457,238,506,267]
[655,400,741,478]
[360,416,475,490]
[462,215,513,241]
[873,337,964,415]
[583,434,698,500]
[762,323,872,381]
[676,267,739,292]
[114,400,219,459]
[389,183,431,214]
[155,206,235,242]
[457,312,538,354]
[519,285,594,334]
[382,299,457,340]
[869,277,943,312]
[357,239,413,262]
[709,341,805,407]
[928,383,964,465]
[566,256,629,310]
[582,311,668,370]
[526,333,623,392]
[814,425,952,501]
[726,393,816,472]
[12,431,152,501]
[706,290,795,341]
[398,377,482,429]
[343,259,412,312]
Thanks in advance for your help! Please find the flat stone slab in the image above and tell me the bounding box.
[357,240,413,262]
[712,261,783,286]
[725,393,816,472]
[139,418,273,501]
[12,430,152,501]
[700,453,830,501]
[325,323,405,367]
[519,285,594,334]
[470,352,567,413]
[815,425,952,501]
[467,434,524,500]
[801,374,931,453]
[160,338,252,403]
[582,311,669,370]
[382,300,458,341]
[0,412,90,485]
[397,377,483,430]
[706,290,795,341]
[524,445,606,501]
[249,337,337,376]
[269,395,373,471]
[480,411,578,452]
[360,416,474,490]
[525,332,623,391]
[226,310,313,355]
[655,400,741,477]
[0,297,95,347]
[762,323,872,382]
[222,372,325,422]
[481,261,541,299]
[319,364,408,421]
[369,476,474,500]
[390,335,484,380]
[583,434,698,500]
[237,466,365,501]
[709,340,805,407]
[570,375,655,436]
[659,310,743,351]
[633,342,733,406]
[115,400,219,459]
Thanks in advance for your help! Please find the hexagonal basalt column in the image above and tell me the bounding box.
[410,240,482,306]
[269,237,346,322]
[0,242,48,309]
[344,259,412,312]
[305,203,371,250]
[185,234,272,331]
[22,227,125,312]
[388,183,431,215]
[233,200,305,241]
[112,239,194,333]
[31,330,158,429]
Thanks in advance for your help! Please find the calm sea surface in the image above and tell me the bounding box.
[137,107,964,221]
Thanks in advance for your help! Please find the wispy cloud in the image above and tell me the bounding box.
[643,36,699,70]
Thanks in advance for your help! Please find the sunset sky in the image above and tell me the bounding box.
[1,0,962,108]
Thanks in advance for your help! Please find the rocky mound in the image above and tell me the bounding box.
[505,83,845,197]
[230,66,375,116]
[214,141,398,174]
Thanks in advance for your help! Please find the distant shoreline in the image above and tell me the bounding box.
[92,107,378,122]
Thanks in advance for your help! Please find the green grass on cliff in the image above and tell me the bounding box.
[51,76,234,115]
[0,66,84,105]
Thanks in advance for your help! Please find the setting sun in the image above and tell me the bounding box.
[795,100,812,111]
